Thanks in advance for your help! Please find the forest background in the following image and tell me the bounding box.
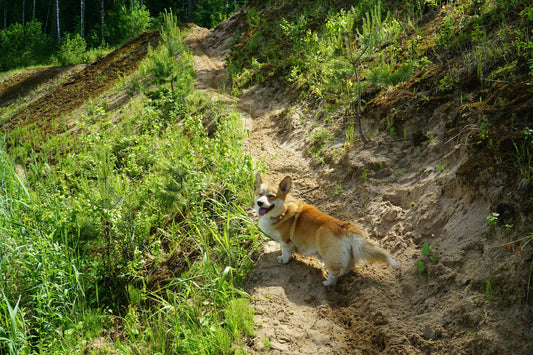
[0,0,245,70]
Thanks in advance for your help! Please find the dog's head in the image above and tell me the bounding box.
[254,173,292,218]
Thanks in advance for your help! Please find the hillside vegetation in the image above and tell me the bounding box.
[1,12,259,354]
[0,0,532,354]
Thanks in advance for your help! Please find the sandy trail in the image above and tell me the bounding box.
[186,24,405,354]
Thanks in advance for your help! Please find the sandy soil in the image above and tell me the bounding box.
[186,9,533,353]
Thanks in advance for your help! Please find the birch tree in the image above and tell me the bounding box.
[81,0,85,37]
[101,0,104,42]
[56,0,61,44]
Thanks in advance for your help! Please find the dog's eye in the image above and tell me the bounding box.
[268,194,276,199]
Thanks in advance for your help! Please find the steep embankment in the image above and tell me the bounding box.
[187,3,533,354]
[0,31,160,147]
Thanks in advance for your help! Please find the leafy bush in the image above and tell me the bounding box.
[107,2,152,45]
[54,33,88,65]
[0,20,53,70]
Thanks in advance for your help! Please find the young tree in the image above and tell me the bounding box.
[327,2,400,143]
[142,10,193,93]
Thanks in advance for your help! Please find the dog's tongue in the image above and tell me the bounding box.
[258,208,268,216]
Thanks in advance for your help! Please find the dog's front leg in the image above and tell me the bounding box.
[277,242,295,263]
[322,273,338,286]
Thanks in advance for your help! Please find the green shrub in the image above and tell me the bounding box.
[142,11,194,93]
[108,3,152,45]
[54,33,88,65]
[0,20,53,70]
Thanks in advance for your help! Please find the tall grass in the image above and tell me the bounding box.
[1,11,259,354]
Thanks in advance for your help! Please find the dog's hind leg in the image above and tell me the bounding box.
[318,232,351,286]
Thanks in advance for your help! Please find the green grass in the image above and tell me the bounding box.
[1,13,260,354]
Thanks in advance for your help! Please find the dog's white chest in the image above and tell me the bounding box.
[259,217,282,243]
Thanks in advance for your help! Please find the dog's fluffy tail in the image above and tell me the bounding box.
[350,235,398,268]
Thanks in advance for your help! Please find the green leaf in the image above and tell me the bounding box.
[421,242,431,257]
[417,260,426,273]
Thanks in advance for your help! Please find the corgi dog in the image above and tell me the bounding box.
[254,173,398,286]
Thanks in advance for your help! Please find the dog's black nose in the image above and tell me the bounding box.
[257,200,263,207]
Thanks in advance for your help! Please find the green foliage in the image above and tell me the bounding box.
[225,298,256,342]
[0,20,53,70]
[1,14,259,353]
[325,2,403,141]
[54,33,88,65]
[487,212,514,232]
[416,242,439,277]
[107,3,153,45]
[0,292,28,354]
[192,0,245,28]
[142,11,194,92]
[513,128,533,180]
[0,141,85,351]
[229,1,417,145]
[307,125,334,163]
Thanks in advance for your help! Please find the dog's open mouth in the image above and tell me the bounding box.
[258,204,274,216]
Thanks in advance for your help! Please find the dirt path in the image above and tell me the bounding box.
[186,24,412,354]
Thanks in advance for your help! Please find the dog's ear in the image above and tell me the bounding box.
[279,176,292,195]
[255,173,263,189]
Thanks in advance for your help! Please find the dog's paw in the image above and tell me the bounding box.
[277,255,290,264]
[322,279,337,286]
[322,275,338,286]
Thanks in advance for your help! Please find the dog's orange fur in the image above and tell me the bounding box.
[254,174,398,286]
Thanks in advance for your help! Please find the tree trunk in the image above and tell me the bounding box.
[56,0,61,44]
[22,0,25,26]
[33,0,36,20]
[45,0,52,33]
[81,0,85,38]
[352,62,368,144]
[101,0,105,43]
[187,0,192,23]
